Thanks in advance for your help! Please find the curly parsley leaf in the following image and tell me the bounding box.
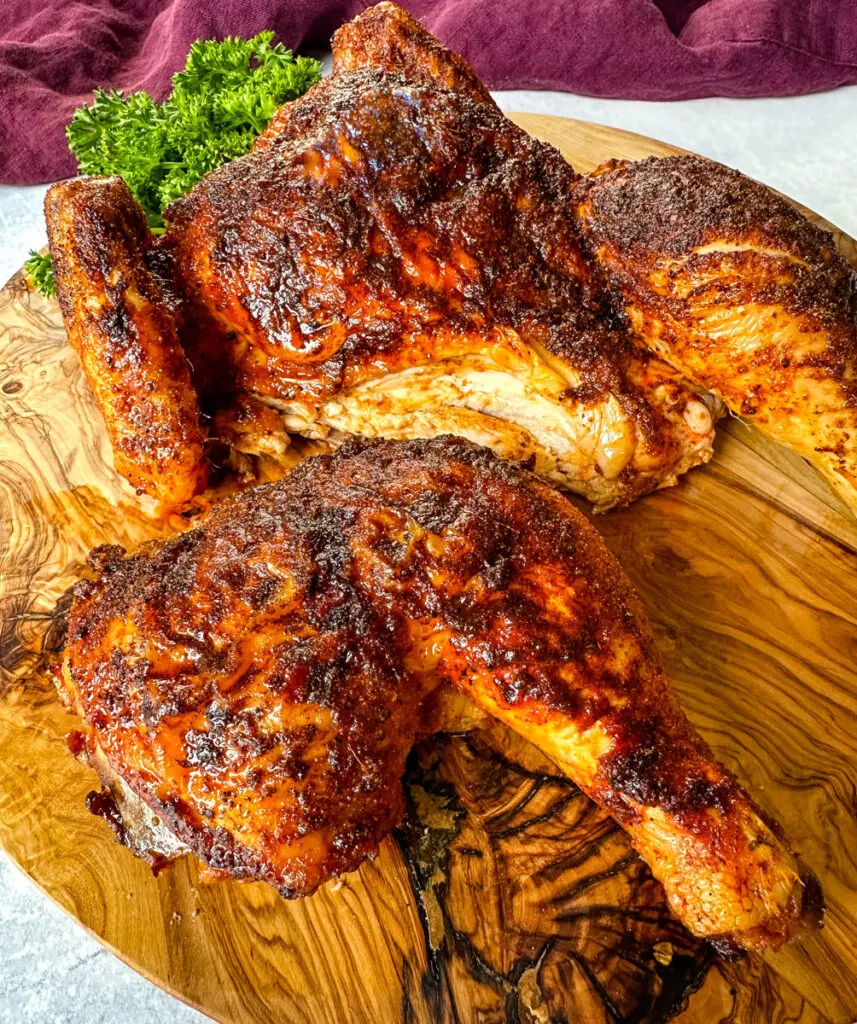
[31,33,321,296]
[66,32,320,228]
[25,250,56,298]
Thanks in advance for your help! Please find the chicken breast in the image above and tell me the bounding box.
[162,66,720,509]
[43,4,857,516]
[578,156,857,510]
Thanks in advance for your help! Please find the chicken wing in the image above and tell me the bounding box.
[58,436,820,952]
[45,177,208,505]
[330,0,495,105]
[578,156,857,509]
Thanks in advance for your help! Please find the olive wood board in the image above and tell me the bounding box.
[0,113,855,1024]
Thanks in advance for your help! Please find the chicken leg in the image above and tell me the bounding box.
[57,436,821,953]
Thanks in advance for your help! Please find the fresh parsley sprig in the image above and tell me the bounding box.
[27,32,320,297]
[25,250,56,298]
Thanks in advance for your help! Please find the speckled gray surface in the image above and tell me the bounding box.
[1,83,856,1023]
[0,859,207,1023]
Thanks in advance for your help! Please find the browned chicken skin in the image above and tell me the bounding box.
[163,60,717,510]
[45,177,208,504]
[578,155,857,509]
[330,0,495,104]
[46,4,721,511]
[58,437,820,952]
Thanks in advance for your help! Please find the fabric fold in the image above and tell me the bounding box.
[1,0,856,184]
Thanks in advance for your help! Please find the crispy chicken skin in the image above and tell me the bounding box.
[579,156,857,509]
[45,177,208,505]
[41,4,833,956]
[58,437,820,952]
[330,1,495,105]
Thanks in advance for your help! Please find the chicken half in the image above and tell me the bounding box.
[46,4,721,512]
[44,3,857,513]
[57,437,821,953]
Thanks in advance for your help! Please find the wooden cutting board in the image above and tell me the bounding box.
[1,114,855,1024]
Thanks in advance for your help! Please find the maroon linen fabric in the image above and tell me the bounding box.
[2,0,856,184]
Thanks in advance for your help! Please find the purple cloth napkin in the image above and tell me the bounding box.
[2,0,856,185]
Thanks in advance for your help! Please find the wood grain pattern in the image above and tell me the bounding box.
[0,114,855,1024]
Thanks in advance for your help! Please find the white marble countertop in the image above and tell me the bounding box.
[1,83,856,1023]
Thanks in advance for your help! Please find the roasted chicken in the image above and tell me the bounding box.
[57,436,821,953]
[46,3,725,511]
[44,0,830,962]
[44,3,857,514]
